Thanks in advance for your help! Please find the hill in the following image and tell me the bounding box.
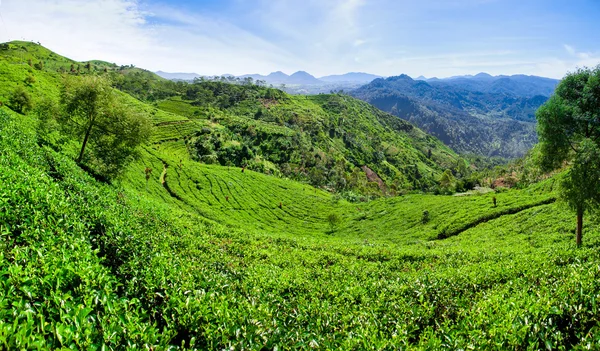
[3,86,600,350]
[351,74,554,158]
[153,81,464,195]
[0,41,466,196]
[3,41,600,350]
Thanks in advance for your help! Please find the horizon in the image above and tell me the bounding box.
[0,1,599,79]
[152,68,559,81]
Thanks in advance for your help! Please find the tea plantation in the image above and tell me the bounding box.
[2,42,600,350]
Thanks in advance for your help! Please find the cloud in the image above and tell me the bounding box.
[0,0,300,75]
[0,0,597,78]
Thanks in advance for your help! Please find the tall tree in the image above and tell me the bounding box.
[536,65,600,246]
[59,75,152,178]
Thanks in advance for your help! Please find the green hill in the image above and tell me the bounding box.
[2,42,600,350]
[0,41,467,196]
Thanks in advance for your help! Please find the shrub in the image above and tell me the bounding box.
[8,86,33,114]
[422,210,430,224]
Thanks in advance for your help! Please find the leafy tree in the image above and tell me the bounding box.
[439,169,455,191]
[58,76,152,178]
[9,86,33,114]
[536,65,600,246]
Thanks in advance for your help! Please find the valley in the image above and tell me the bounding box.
[1,40,599,350]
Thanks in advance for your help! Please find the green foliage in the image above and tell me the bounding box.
[327,212,341,232]
[151,81,465,195]
[24,74,36,86]
[560,140,600,213]
[3,108,600,349]
[536,65,600,245]
[55,75,153,178]
[421,209,430,224]
[439,169,455,191]
[5,42,600,350]
[8,85,33,114]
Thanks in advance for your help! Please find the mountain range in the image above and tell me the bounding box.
[155,68,560,158]
[351,73,559,158]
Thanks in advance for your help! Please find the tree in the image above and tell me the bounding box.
[9,86,33,114]
[536,65,600,246]
[439,169,455,191]
[58,75,152,178]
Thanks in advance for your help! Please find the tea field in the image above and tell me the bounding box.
[3,107,600,350]
[2,41,600,350]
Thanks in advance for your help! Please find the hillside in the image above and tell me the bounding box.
[4,89,600,349]
[351,74,554,158]
[3,41,600,350]
[153,81,466,195]
[0,42,470,195]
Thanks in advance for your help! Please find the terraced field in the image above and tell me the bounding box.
[4,42,600,350]
[122,114,561,245]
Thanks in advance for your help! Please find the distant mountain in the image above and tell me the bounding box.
[287,71,321,85]
[155,71,201,80]
[351,73,557,158]
[319,72,382,83]
[237,71,319,85]
[425,73,559,98]
[266,71,290,82]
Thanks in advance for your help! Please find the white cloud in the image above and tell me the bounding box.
[0,1,596,78]
[0,0,300,75]
[353,39,367,47]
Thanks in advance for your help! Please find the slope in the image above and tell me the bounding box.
[149,80,465,194]
[4,105,600,350]
[4,41,600,350]
[351,74,548,158]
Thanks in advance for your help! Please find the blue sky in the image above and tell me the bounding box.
[0,0,598,78]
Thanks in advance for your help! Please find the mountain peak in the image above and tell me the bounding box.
[388,74,414,82]
[267,71,289,78]
[287,71,321,84]
[474,72,494,79]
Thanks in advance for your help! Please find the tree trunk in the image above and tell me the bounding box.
[77,121,94,163]
[576,208,583,247]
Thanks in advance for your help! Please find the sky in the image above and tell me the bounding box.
[0,0,598,78]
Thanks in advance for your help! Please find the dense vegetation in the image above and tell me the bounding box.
[2,41,600,350]
[156,81,467,195]
[351,74,556,158]
[1,41,470,196]
[536,66,600,246]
